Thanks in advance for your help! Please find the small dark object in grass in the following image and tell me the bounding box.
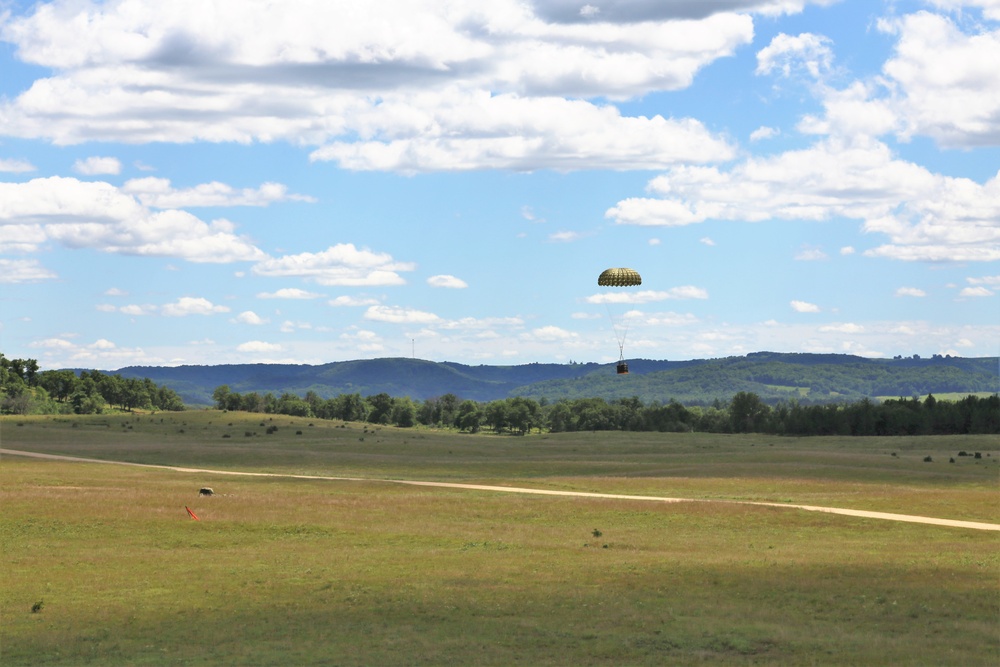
[974,452,982,459]
[592,529,602,538]
[891,452,897,457]
[958,451,969,457]
[31,600,43,613]
[222,434,231,438]
[266,425,278,434]
[923,455,933,462]
[296,430,303,435]
[949,457,955,463]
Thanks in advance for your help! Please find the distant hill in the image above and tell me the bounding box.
[113,353,998,407]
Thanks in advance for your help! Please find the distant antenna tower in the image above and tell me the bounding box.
[412,338,415,359]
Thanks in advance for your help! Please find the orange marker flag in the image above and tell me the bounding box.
[185,506,200,521]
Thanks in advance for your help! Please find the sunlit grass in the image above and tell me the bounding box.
[2,412,998,665]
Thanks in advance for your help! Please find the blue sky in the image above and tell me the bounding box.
[1,0,998,371]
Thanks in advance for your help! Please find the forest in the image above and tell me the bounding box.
[4,353,996,436]
[0,354,184,415]
[210,384,1000,437]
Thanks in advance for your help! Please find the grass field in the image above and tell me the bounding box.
[2,411,998,665]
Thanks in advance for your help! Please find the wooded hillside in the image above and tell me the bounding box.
[113,352,998,407]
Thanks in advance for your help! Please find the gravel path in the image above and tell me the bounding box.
[4,448,998,532]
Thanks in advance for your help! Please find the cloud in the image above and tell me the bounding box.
[122,177,315,208]
[427,274,468,289]
[328,295,381,307]
[0,258,57,283]
[104,287,128,296]
[234,310,268,324]
[119,304,157,316]
[0,177,266,262]
[72,156,122,175]
[533,0,836,23]
[236,341,283,352]
[755,32,834,79]
[794,246,828,261]
[548,230,581,242]
[877,11,1000,148]
[257,288,324,299]
[818,323,864,333]
[364,305,441,324]
[28,337,76,350]
[699,237,716,246]
[750,126,780,141]
[161,297,231,316]
[585,286,708,304]
[0,158,36,172]
[790,300,820,312]
[524,325,578,342]
[252,243,414,286]
[967,274,1000,286]
[840,246,855,255]
[895,287,926,297]
[279,320,313,333]
[959,286,994,297]
[606,138,1000,262]
[0,1,747,171]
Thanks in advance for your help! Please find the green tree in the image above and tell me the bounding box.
[729,391,769,433]
[366,393,394,424]
[213,385,232,410]
[455,399,482,433]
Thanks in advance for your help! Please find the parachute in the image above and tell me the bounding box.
[598,268,642,288]
[596,268,642,374]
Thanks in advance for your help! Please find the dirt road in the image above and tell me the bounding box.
[4,448,998,532]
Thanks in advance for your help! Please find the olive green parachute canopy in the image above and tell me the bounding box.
[597,268,642,287]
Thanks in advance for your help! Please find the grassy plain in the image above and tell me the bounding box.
[2,411,998,665]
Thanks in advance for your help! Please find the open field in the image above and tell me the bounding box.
[2,412,998,665]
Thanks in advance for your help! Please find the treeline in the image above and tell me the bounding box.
[0,355,184,415]
[212,385,999,436]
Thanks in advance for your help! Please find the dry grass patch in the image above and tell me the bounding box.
[2,459,998,666]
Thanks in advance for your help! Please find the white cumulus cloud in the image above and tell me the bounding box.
[0,177,266,262]
[234,311,267,325]
[427,274,468,289]
[161,297,230,317]
[791,300,820,312]
[252,243,414,286]
[122,178,315,208]
[364,305,440,324]
[0,258,57,283]
[257,288,324,299]
[0,0,749,171]
[0,158,36,172]
[73,156,122,175]
[236,341,283,353]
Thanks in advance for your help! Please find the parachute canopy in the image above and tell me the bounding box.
[598,267,641,287]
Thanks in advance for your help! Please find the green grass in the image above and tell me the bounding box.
[2,412,998,665]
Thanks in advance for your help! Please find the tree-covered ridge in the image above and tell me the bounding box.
[518,355,998,404]
[211,385,999,437]
[118,353,998,407]
[0,354,184,415]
